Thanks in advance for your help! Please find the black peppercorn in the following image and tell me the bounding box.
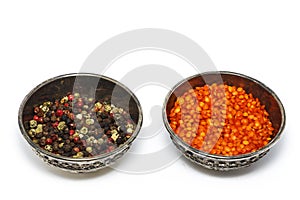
[36,132,43,138]
[61,115,67,121]
[116,137,124,145]
[63,144,72,152]
[39,138,46,146]
[53,142,59,151]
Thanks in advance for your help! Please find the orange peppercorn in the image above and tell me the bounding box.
[168,84,274,156]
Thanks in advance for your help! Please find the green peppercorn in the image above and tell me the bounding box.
[73,152,83,158]
[58,142,64,148]
[80,127,88,134]
[126,123,134,129]
[111,130,119,141]
[104,105,111,112]
[86,118,94,125]
[81,110,87,115]
[98,138,104,145]
[57,121,66,131]
[35,124,43,134]
[86,146,93,153]
[28,129,36,137]
[74,93,80,98]
[43,101,51,107]
[127,128,133,134]
[60,96,68,104]
[76,114,82,120]
[29,120,37,128]
[83,105,89,110]
[41,106,49,113]
[45,144,53,152]
[95,102,102,109]
[88,98,94,102]
[32,139,39,144]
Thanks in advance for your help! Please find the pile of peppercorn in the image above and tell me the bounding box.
[24,93,135,158]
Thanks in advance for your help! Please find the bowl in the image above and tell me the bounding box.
[163,71,285,171]
[18,73,143,173]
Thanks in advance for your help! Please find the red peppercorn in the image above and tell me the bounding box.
[52,121,59,128]
[73,147,80,152]
[69,123,76,129]
[106,146,115,153]
[107,137,114,144]
[77,101,83,107]
[33,115,39,121]
[46,138,53,144]
[64,103,69,107]
[56,109,63,117]
[51,134,58,141]
[38,117,44,123]
[69,130,75,136]
[73,137,80,143]
[68,94,74,101]
[34,107,40,114]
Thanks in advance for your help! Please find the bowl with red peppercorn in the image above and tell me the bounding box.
[163,71,285,171]
[18,73,143,173]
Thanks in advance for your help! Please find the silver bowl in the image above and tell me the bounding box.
[18,73,143,173]
[163,71,285,171]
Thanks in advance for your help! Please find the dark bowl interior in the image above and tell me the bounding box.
[165,71,285,141]
[20,74,142,158]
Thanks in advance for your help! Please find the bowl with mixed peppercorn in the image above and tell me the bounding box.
[19,73,143,173]
[163,71,285,171]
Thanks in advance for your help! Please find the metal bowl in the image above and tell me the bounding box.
[18,73,143,173]
[163,71,285,171]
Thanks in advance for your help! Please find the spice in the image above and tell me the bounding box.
[168,84,274,156]
[24,92,136,158]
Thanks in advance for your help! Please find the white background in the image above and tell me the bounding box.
[0,0,299,199]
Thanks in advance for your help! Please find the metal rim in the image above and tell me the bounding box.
[18,73,143,162]
[163,71,286,160]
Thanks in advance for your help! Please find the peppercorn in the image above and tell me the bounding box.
[57,121,66,131]
[46,138,53,145]
[68,94,74,101]
[69,130,75,136]
[86,146,93,153]
[33,115,39,121]
[34,107,40,114]
[56,109,63,117]
[45,145,53,152]
[28,129,36,138]
[73,137,80,143]
[29,120,37,128]
[35,124,43,134]
[39,138,46,146]
[73,147,80,153]
[116,137,124,145]
[63,144,72,152]
[25,92,136,158]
